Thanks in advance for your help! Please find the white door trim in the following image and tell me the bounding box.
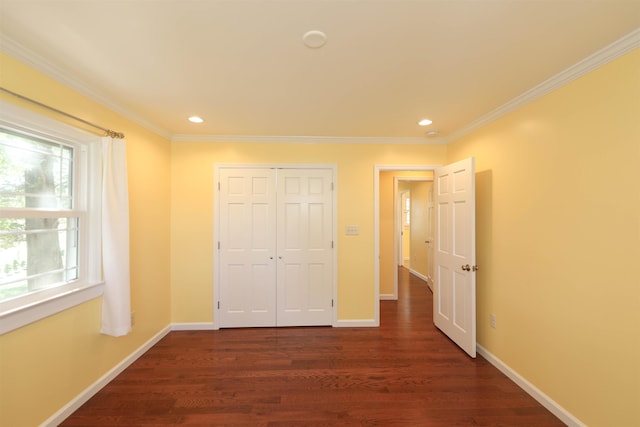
[213,163,338,329]
[374,164,441,326]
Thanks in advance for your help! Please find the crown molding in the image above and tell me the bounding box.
[171,134,446,144]
[0,33,439,145]
[2,27,637,146]
[0,34,172,140]
[448,28,640,143]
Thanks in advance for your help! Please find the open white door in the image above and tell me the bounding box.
[434,157,476,357]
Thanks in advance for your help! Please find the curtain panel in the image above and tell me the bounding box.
[100,137,131,337]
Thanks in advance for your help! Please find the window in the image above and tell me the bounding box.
[0,101,103,334]
[1,130,79,299]
[403,195,411,226]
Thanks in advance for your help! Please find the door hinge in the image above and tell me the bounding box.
[331,299,334,307]
[331,241,334,249]
[218,241,221,250]
[217,301,220,309]
[331,182,334,191]
[218,182,220,191]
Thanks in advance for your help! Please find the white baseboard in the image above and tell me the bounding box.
[333,319,378,327]
[171,322,218,331]
[408,269,428,283]
[380,293,397,300]
[41,326,172,427]
[477,344,586,427]
[172,320,379,329]
[172,320,378,329]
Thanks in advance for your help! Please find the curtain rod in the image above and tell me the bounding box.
[0,87,125,139]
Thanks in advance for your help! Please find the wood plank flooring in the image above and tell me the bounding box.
[61,268,565,426]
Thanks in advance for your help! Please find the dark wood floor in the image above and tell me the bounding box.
[61,268,564,426]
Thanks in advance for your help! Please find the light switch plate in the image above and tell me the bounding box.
[345,225,360,235]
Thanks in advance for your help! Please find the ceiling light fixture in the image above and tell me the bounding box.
[418,119,432,126]
[303,30,327,48]
[188,116,204,124]
[426,130,439,137]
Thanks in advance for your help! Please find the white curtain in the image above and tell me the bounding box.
[100,137,131,337]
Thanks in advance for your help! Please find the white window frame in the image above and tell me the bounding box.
[0,101,104,335]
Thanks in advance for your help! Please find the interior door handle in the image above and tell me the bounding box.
[461,264,471,271]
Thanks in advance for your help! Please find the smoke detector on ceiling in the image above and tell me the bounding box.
[303,30,327,48]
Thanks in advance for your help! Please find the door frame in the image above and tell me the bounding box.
[213,163,338,330]
[374,164,440,325]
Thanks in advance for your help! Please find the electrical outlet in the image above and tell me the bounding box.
[490,313,496,329]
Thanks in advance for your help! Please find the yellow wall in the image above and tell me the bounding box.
[447,49,640,426]
[171,144,446,322]
[379,171,397,296]
[0,54,172,426]
[409,180,431,278]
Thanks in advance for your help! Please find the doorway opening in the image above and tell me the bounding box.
[396,176,434,292]
[374,159,477,357]
[373,164,439,324]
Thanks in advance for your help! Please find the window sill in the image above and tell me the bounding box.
[0,282,104,335]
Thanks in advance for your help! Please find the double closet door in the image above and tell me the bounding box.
[218,167,334,328]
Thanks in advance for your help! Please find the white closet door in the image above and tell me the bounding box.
[219,168,277,327]
[276,169,333,326]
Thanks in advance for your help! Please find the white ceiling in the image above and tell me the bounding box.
[1,1,639,142]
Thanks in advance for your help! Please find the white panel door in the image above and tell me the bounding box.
[276,169,333,326]
[219,168,277,327]
[434,158,476,357]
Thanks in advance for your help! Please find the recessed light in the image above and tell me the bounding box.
[426,130,439,137]
[188,116,204,123]
[418,119,432,126]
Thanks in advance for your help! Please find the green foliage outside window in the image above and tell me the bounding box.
[0,130,77,301]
